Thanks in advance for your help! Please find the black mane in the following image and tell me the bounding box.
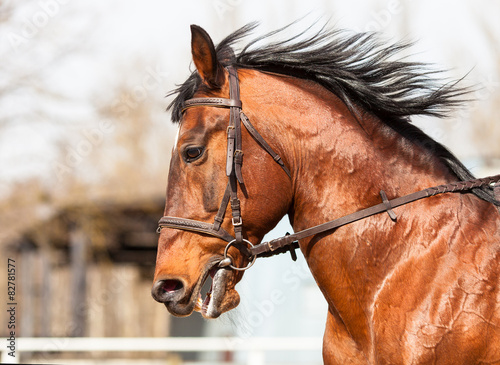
[168,22,498,205]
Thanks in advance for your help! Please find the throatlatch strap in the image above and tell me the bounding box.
[240,112,292,179]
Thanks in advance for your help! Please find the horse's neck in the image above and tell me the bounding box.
[250,72,500,360]
[285,91,458,353]
[290,102,452,227]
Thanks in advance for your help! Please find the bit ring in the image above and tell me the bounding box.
[222,239,256,271]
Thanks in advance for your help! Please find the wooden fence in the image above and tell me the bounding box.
[1,251,169,339]
[1,203,171,363]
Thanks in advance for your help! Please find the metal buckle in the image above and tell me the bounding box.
[232,216,243,227]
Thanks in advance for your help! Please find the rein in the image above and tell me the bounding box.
[252,174,500,258]
[158,66,500,271]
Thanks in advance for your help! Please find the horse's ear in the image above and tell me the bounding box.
[190,25,225,89]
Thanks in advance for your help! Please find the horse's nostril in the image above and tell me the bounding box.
[151,279,184,303]
[162,279,183,293]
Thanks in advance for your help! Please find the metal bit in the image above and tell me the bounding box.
[218,257,232,268]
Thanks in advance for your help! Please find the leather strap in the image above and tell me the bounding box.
[157,216,234,242]
[380,190,397,221]
[213,182,232,230]
[250,174,500,257]
[227,66,244,184]
[224,66,244,246]
[182,98,242,111]
[240,112,292,178]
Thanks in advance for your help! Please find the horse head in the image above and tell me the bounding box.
[151,25,293,318]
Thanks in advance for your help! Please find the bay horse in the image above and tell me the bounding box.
[152,23,500,364]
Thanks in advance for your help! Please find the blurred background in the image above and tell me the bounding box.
[0,0,499,364]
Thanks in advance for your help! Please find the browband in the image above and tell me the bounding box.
[182,98,242,111]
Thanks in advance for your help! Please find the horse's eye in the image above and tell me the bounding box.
[184,147,204,162]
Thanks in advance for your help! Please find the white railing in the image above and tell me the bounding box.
[1,337,323,364]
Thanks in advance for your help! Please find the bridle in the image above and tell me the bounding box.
[158,66,292,271]
[158,66,500,271]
